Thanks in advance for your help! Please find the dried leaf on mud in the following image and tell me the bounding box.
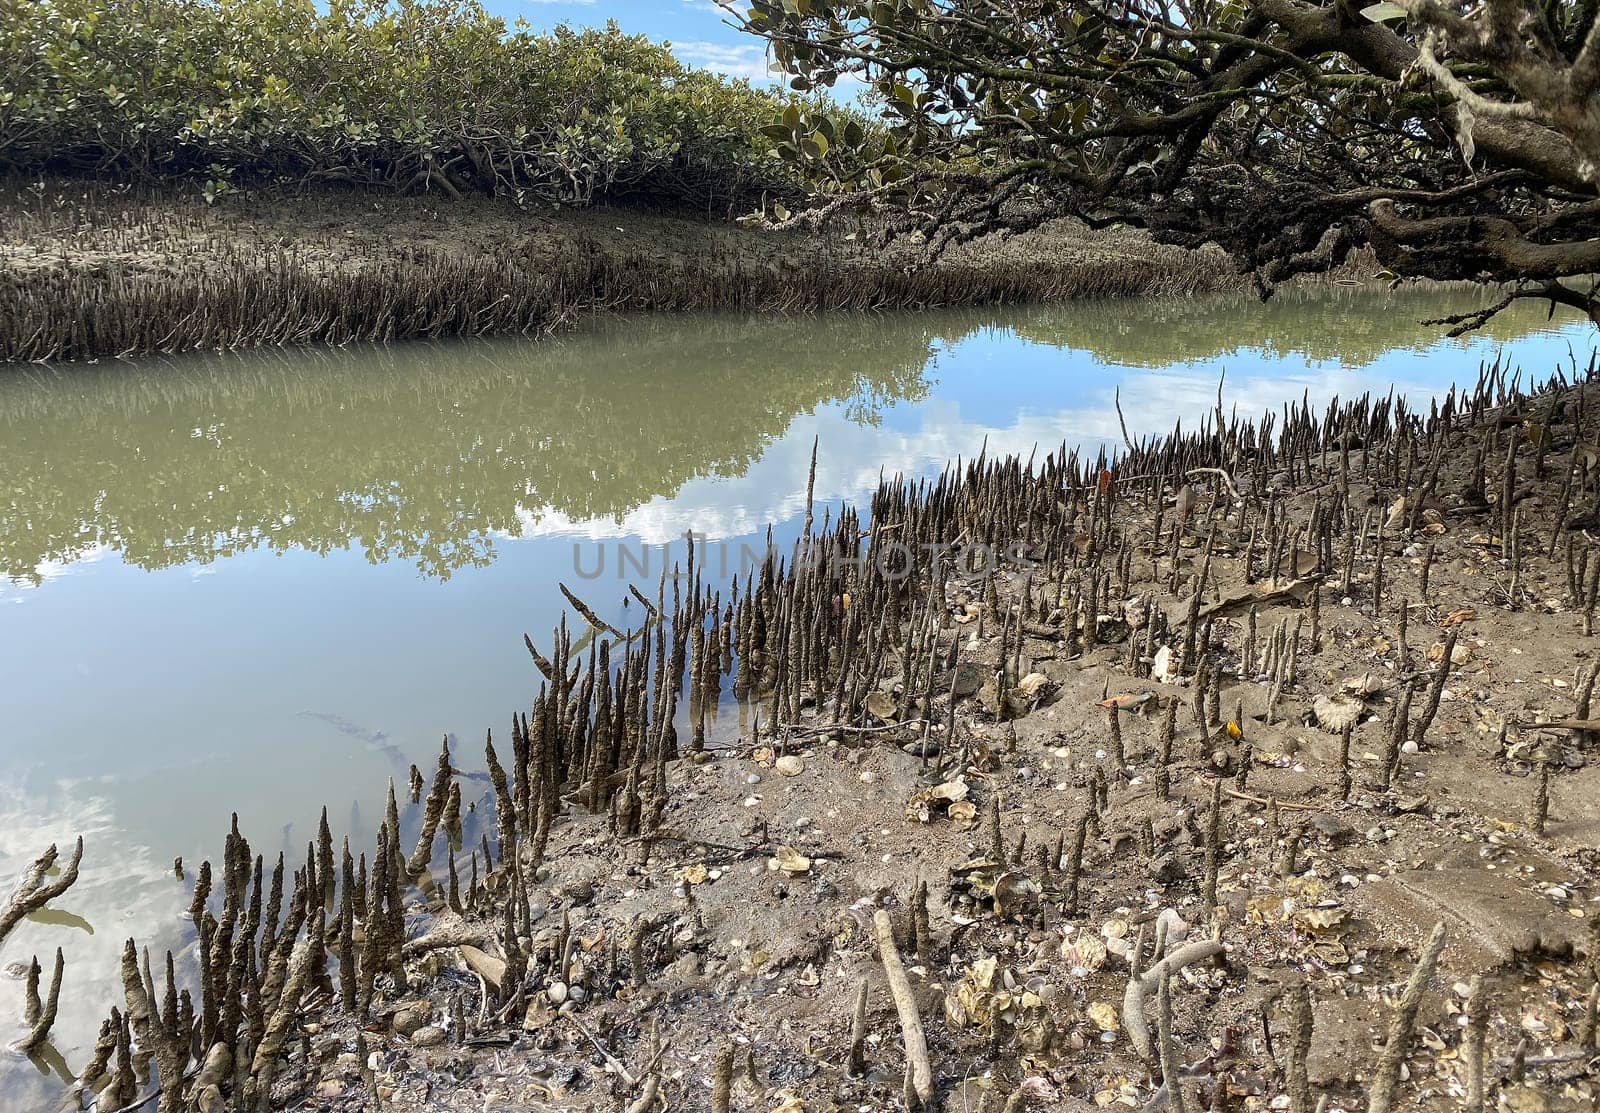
[1096,690,1154,711]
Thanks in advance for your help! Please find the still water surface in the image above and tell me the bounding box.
[0,287,1591,1093]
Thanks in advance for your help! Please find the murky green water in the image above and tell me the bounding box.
[0,286,1591,1097]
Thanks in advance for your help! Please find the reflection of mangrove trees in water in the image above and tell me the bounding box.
[1006,285,1578,369]
[0,314,940,582]
[1,288,1576,584]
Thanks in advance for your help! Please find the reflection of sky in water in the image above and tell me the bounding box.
[0,292,1593,1089]
[505,315,1587,546]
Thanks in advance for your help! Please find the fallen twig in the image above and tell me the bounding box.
[562,1013,637,1088]
[873,909,934,1110]
[1224,788,1317,812]
[782,718,931,738]
[1188,467,1241,502]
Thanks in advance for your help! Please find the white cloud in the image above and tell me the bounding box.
[673,40,779,82]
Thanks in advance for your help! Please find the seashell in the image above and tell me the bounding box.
[906,778,971,823]
[993,871,1040,919]
[1342,673,1387,699]
[1152,645,1177,683]
[1014,672,1052,700]
[865,690,898,722]
[767,846,811,874]
[1061,932,1108,973]
[1087,1001,1120,1032]
[1313,694,1363,732]
[1292,905,1348,932]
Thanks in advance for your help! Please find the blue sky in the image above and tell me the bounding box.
[491,0,778,82]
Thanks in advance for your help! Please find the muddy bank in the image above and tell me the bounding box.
[8,355,1600,1113]
[0,181,1246,364]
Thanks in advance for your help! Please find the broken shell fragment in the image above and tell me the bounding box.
[1087,1000,1120,1032]
[1061,932,1108,973]
[992,871,1040,919]
[1013,672,1053,700]
[906,778,971,823]
[865,690,899,722]
[768,846,811,874]
[1342,673,1387,698]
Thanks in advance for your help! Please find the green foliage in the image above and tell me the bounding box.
[0,0,806,209]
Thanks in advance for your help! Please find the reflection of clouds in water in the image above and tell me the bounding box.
[0,781,189,1097]
[0,545,109,599]
[501,345,1544,546]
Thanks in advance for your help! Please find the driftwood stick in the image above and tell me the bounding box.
[625,1075,658,1113]
[625,1018,661,1113]
[1367,921,1446,1113]
[1224,787,1316,812]
[563,1014,638,1088]
[873,909,933,1110]
[400,914,492,957]
[1188,467,1241,502]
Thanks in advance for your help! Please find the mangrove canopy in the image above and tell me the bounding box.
[740,0,1600,326]
[0,0,820,211]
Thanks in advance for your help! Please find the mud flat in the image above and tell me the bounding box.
[7,355,1600,1113]
[0,182,1240,363]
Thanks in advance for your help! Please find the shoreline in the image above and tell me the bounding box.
[0,180,1249,364]
[6,356,1599,1112]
